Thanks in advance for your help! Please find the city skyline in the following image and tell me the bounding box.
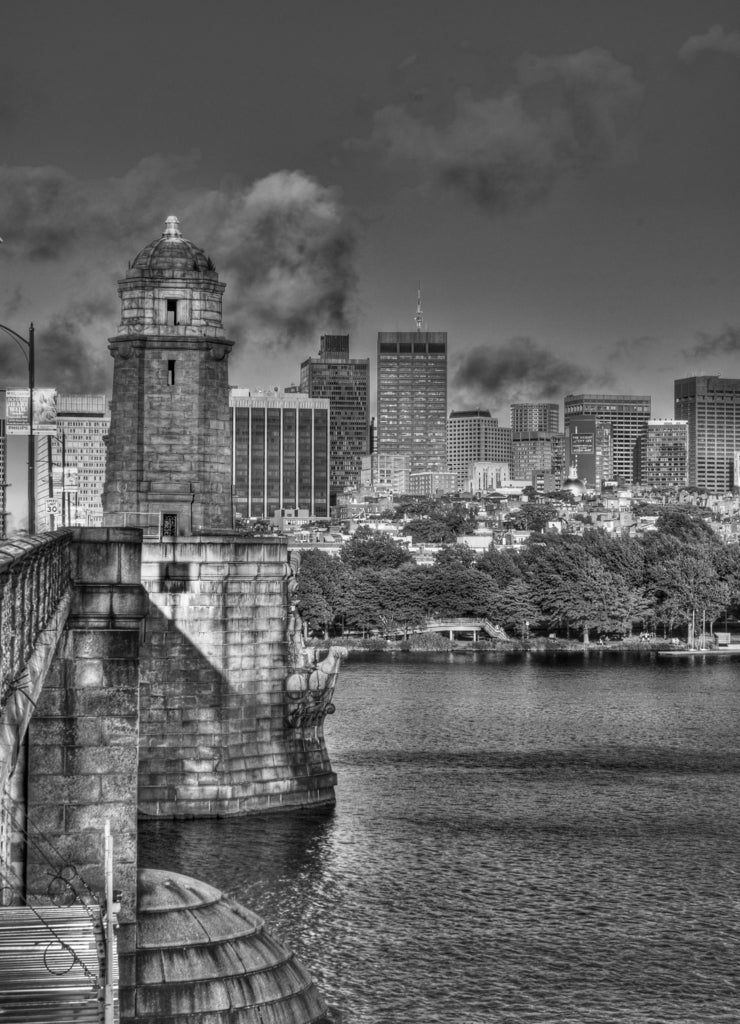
[1,2,739,430]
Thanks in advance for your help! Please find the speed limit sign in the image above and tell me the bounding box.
[46,500,60,515]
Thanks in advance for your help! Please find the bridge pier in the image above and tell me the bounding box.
[24,528,146,978]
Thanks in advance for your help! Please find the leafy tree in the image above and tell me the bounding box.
[294,549,349,636]
[341,527,412,569]
[477,545,521,587]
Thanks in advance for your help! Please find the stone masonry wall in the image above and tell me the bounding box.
[25,528,146,974]
[138,536,336,817]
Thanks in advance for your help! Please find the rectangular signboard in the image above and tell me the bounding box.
[5,389,57,435]
[571,433,594,454]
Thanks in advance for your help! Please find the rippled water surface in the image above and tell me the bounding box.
[140,651,740,1023]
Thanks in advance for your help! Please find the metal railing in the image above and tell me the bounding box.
[0,531,73,713]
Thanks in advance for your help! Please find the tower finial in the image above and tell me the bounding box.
[164,215,181,238]
[414,281,423,331]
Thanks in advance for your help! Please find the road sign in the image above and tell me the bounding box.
[46,500,60,515]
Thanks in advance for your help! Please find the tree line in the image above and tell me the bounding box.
[293,513,740,643]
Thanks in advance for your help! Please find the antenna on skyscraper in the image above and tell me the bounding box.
[414,282,424,332]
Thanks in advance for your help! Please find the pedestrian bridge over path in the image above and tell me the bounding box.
[424,617,508,641]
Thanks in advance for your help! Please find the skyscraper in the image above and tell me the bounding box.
[377,295,447,475]
[563,393,650,485]
[447,410,511,489]
[50,393,110,529]
[674,376,740,492]
[564,417,613,491]
[300,334,369,502]
[641,419,689,490]
[511,403,560,433]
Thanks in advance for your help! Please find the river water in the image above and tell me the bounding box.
[139,650,740,1023]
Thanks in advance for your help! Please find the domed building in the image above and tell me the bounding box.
[562,464,586,502]
[103,216,234,535]
[124,869,335,1024]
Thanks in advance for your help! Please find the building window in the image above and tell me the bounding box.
[168,360,176,386]
[162,512,177,538]
[166,299,179,325]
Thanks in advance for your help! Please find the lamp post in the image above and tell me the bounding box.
[0,322,35,534]
[48,429,66,528]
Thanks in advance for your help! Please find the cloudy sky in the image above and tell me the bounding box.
[1,0,740,426]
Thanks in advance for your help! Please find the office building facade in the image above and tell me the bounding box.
[674,376,740,492]
[377,330,447,474]
[360,452,410,496]
[300,334,369,502]
[230,387,330,520]
[564,417,613,491]
[511,403,559,433]
[49,394,110,529]
[447,410,512,489]
[510,431,565,488]
[564,393,650,485]
[641,419,689,490]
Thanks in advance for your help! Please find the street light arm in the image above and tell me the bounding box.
[0,322,32,365]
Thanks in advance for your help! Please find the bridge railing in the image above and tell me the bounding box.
[0,531,73,711]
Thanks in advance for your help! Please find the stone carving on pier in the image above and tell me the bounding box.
[284,583,346,731]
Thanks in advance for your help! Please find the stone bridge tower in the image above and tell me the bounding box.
[103,215,233,534]
[103,218,341,820]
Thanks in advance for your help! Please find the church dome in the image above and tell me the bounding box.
[130,216,216,276]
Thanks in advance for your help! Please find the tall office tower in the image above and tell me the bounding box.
[564,417,613,491]
[564,393,650,485]
[0,418,5,539]
[447,410,512,489]
[641,419,689,490]
[377,299,447,474]
[300,334,369,502]
[230,387,330,520]
[43,394,110,530]
[674,376,740,492]
[511,403,560,433]
[510,431,565,486]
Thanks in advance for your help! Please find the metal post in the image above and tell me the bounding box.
[28,323,35,535]
[0,322,35,534]
[104,819,115,1024]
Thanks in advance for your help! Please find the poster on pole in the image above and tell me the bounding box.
[5,388,57,435]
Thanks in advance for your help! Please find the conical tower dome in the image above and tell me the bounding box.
[117,216,226,339]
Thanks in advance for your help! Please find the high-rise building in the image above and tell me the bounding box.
[563,393,650,485]
[641,419,689,490]
[48,394,110,529]
[447,410,511,489]
[360,452,410,496]
[510,431,565,487]
[230,387,330,520]
[564,417,613,491]
[674,376,740,492]
[377,300,447,474]
[300,334,369,502]
[511,403,559,433]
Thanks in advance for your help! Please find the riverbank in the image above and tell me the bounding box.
[308,634,686,655]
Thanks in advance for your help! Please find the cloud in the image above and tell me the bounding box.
[682,324,740,361]
[0,157,357,390]
[679,24,740,62]
[369,46,643,213]
[185,171,357,349]
[452,337,614,408]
